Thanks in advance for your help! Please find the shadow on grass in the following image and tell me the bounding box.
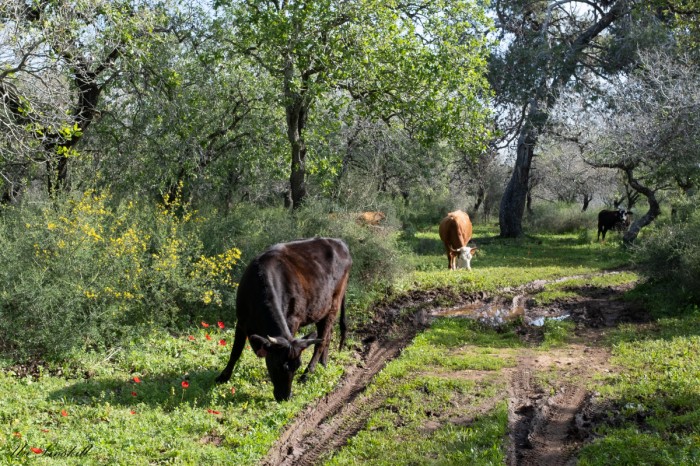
[47,369,273,409]
[403,227,630,272]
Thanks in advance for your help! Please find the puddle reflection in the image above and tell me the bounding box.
[434,296,570,327]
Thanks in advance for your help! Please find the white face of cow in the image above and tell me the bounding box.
[456,246,477,270]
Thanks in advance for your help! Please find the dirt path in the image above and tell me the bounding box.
[262,273,637,466]
[506,345,609,466]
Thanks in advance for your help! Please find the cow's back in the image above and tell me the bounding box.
[236,238,351,334]
[439,210,473,249]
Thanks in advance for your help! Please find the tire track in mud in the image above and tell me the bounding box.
[507,347,610,466]
[261,338,410,466]
[263,272,629,466]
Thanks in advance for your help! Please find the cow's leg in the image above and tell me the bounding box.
[215,323,246,383]
[300,317,334,381]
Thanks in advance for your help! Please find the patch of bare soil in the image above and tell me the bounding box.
[506,346,609,466]
[506,282,649,466]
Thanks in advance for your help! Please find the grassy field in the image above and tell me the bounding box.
[1,224,698,464]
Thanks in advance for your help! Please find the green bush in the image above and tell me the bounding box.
[395,194,454,230]
[631,207,700,302]
[203,199,407,288]
[525,202,598,235]
[0,189,241,360]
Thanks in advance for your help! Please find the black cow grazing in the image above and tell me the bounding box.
[597,208,629,241]
[215,237,352,401]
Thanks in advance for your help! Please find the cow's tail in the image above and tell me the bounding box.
[339,294,347,351]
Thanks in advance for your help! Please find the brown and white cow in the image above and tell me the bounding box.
[215,237,352,401]
[439,210,477,270]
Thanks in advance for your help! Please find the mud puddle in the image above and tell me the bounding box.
[433,271,643,331]
[263,272,644,466]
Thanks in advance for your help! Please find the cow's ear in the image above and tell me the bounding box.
[250,334,289,350]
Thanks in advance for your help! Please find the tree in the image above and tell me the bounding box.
[533,138,619,211]
[490,0,657,237]
[87,6,282,208]
[216,0,493,208]
[581,50,700,243]
[0,0,171,198]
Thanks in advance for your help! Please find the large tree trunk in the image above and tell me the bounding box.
[499,99,542,237]
[497,2,627,238]
[284,62,309,209]
[473,186,485,214]
[622,169,660,245]
[582,193,592,212]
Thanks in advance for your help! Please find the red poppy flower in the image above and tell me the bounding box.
[205,334,212,341]
[60,409,68,417]
[217,321,225,329]
[181,381,189,389]
[133,376,141,383]
[13,432,21,438]
[218,339,226,346]
[201,321,210,328]
[187,335,195,341]
[207,409,221,415]
[130,410,136,415]
[231,387,236,395]
[131,391,137,397]
[30,447,43,454]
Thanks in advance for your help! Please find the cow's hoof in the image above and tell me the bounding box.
[215,373,230,384]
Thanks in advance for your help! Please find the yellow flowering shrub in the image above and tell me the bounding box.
[2,188,241,358]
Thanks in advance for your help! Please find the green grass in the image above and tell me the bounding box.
[0,324,351,465]
[532,271,639,306]
[578,303,700,465]
[3,222,697,465]
[398,225,630,295]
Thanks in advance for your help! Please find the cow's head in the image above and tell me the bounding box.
[455,246,478,270]
[249,333,321,401]
[616,208,628,221]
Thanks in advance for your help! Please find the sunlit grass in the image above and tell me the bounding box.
[532,271,639,306]
[397,225,630,296]
[0,324,352,465]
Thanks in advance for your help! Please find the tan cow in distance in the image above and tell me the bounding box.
[355,211,386,226]
[439,210,477,270]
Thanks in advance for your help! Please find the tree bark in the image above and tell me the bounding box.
[473,186,485,214]
[582,192,592,211]
[622,169,660,245]
[499,98,542,237]
[284,61,310,209]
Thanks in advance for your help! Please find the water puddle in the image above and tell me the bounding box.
[527,314,570,327]
[433,295,570,328]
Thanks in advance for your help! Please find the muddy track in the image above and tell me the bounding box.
[262,336,416,465]
[507,352,596,466]
[262,271,634,466]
